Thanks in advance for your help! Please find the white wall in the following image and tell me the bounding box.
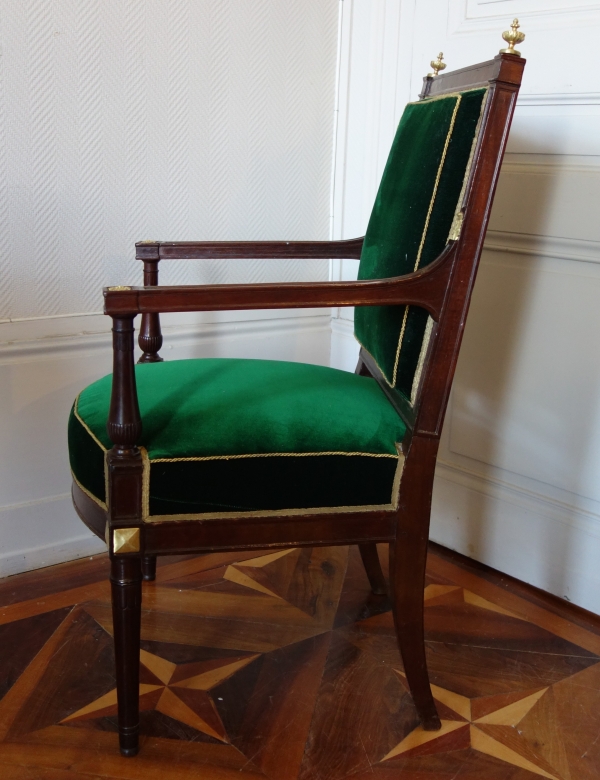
[0,0,339,576]
[332,0,600,613]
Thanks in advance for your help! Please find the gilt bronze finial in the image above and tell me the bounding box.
[500,19,525,57]
[428,53,446,78]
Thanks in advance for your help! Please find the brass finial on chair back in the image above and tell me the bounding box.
[428,53,446,78]
[500,19,526,57]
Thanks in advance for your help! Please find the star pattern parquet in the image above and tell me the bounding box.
[0,544,599,779]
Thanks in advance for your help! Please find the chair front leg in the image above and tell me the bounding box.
[111,555,142,756]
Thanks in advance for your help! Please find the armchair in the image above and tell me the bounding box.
[68,43,525,757]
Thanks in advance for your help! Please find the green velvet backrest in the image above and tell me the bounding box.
[355,87,489,404]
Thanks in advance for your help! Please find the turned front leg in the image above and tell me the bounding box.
[111,556,142,756]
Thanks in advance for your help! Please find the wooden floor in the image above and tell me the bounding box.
[0,544,599,780]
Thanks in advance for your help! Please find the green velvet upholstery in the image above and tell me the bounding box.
[69,358,406,520]
[355,87,488,402]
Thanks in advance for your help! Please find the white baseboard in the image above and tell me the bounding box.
[432,460,600,614]
[0,494,106,578]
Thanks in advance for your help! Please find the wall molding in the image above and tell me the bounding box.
[502,159,600,174]
[0,311,331,363]
[432,459,600,612]
[0,533,107,580]
[436,459,600,541]
[518,93,600,107]
[330,229,600,276]
[484,229,600,265]
[0,493,106,579]
[451,1,600,35]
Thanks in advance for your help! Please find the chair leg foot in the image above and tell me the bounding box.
[422,712,443,731]
[119,731,140,757]
[358,543,387,595]
[111,556,142,757]
[389,538,441,731]
[141,555,157,582]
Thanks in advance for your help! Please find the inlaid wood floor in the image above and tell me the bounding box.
[0,544,599,780]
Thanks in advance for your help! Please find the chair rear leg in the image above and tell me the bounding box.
[389,534,440,731]
[111,556,142,756]
[358,543,387,594]
[141,555,157,582]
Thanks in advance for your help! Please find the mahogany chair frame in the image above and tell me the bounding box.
[72,53,525,756]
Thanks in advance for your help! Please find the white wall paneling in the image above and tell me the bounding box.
[333,1,600,612]
[0,0,339,575]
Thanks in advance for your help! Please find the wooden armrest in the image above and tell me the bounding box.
[135,237,364,261]
[107,243,456,320]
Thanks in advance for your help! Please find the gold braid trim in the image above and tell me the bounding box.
[75,447,403,524]
[104,451,109,513]
[391,95,463,388]
[357,90,490,396]
[143,447,405,523]
[391,445,405,509]
[141,446,150,522]
[409,86,489,105]
[71,470,107,511]
[150,450,398,463]
[145,503,396,524]
[410,315,435,405]
[73,395,107,452]
[447,88,490,243]
[409,89,490,408]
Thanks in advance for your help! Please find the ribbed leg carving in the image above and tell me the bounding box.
[111,556,142,756]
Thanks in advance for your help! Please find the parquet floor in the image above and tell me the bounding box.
[0,544,599,780]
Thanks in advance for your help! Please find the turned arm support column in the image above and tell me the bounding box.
[136,242,163,363]
[107,314,144,534]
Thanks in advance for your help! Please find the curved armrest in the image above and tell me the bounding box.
[135,237,364,261]
[107,243,456,321]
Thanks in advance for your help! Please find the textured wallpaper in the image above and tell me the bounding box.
[0,0,338,319]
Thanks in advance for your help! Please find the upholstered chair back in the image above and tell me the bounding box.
[355,87,489,405]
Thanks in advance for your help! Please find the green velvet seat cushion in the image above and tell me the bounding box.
[69,358,406,520]
[355,87,488,402]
